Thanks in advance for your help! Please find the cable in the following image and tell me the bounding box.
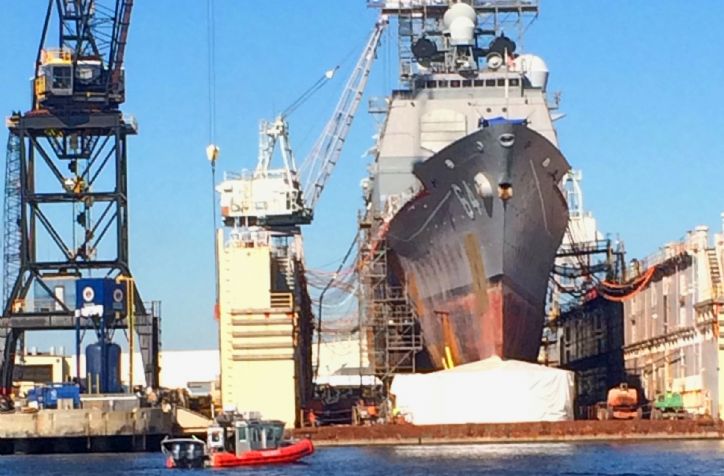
[206,0,217,145]
[314,232,358,381]
[206,0,220,320]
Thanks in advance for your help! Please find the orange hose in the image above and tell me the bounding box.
[600,267,656,302]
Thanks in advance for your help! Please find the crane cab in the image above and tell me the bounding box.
[34,49,108,108]
[217,170,312,228]
[35,49,74,104]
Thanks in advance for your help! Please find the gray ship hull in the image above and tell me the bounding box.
[385,123,570,367]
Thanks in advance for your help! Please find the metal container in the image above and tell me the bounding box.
[86,342,122,393]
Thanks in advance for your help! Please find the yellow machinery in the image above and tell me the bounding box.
[34,49,78,105]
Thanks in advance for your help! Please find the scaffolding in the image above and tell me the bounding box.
[358,216,423,386]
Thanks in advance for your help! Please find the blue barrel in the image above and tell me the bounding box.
[86,342,122,393]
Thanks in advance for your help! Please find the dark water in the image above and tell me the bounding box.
[1,441,724,475]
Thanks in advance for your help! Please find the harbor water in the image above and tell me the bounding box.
[1,441,724,475]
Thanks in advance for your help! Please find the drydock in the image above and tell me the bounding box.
[1,0,724,459]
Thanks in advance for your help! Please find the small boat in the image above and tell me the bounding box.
[162,413,314,469]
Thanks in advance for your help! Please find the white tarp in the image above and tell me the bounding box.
[390,356,574,425]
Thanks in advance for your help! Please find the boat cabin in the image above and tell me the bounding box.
[207,419,286,457]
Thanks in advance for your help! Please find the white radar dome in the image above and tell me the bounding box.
[513,54,549,91]
[443,3,477,46]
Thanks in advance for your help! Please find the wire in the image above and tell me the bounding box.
[206,0,217,145]
[314,232,358,381]
[206,0,220,319]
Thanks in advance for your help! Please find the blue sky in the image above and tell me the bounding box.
[1,1,723,351]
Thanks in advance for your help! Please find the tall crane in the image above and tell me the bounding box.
[212,16,387,424]
[0,0,160,397]
[217,16,388,230]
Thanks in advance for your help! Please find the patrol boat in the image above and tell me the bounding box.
[161,412,314,469]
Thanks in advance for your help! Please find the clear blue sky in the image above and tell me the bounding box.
[1,1,723,351]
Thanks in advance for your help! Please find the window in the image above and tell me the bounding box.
[462,80,472,87]
[497,79,506,87]
[438,80,449,88]
[426,80,437,89]
[450,80,461,88]
[51,66,72,90]
[474,79,484,87]
[485,79,496,87]
[509,78,520,87]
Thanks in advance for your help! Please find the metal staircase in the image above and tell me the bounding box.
[707,249,722,298]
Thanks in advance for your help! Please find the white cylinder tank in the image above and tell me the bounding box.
[443,3,477,46]
[513,54,549,91]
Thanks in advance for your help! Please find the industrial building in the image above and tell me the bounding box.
[622,221,724,417]
[554,215,724,419]
[557,297,624,419]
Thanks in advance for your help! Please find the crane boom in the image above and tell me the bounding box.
[302,16,388,211]
[109,0,134,99]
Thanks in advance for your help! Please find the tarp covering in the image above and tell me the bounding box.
[390,357,574,425]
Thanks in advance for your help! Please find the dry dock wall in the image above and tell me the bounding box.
[0,408,172,454]
[293,420,724,446]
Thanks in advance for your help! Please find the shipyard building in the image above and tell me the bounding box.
[557,215,724,418]
[622,223,724,417]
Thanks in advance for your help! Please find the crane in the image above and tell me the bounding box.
[33,0,134,110]
[217,15,388,230]
[1,0,160,398]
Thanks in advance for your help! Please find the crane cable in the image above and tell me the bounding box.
[206,0,220,319]
[207,0,217,147]
[282,67,339,119]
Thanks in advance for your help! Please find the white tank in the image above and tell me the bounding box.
[513,54,549,91]
[443,3,477,46]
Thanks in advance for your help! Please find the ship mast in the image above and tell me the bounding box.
[368,0,538,87]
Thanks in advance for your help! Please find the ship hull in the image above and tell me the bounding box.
[385,123,570,367]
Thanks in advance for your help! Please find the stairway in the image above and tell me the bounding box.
[707,249,722,298]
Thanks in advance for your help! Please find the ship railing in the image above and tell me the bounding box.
[367,0,539,14]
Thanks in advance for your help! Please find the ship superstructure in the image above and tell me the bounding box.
[360,0,571,372]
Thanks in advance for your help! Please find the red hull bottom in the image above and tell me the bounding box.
[210,439,314,468]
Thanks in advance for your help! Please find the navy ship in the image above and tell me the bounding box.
[362,1,570,368]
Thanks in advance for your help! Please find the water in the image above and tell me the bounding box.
[1,441,723,475]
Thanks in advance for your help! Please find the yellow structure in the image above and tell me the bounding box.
[217,231,312,427]
[13,353,72,396]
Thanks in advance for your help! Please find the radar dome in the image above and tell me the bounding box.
[513,54,549,90]
[443,3,477,46]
